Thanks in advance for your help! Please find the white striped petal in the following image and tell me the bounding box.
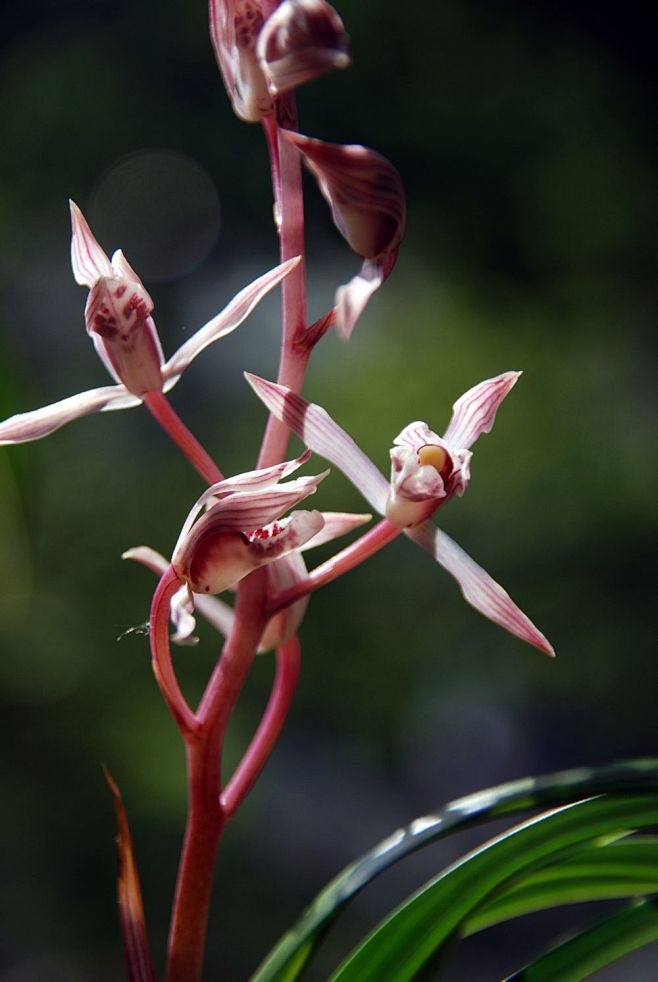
[69,200,112,287]
[334,256,387,340]
[442,371,521,451]
[0,384,135,445]
[407,521,555,656]
[162,258,300,385]
[245,374,390,514]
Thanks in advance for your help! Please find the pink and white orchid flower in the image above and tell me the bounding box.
[210,0,349,123]
[245,371,555,656]
[145,451,355,643]
[283,131,405,338]
[0,203,298,446]
[386,372,520,528]
[124,509,370,648]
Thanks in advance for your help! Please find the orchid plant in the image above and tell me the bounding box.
[5,2,657,980]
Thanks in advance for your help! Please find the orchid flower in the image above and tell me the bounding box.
[124,510,370,648]
[245,372,555,656]
[283,131,405,338]
[210,0,349,123]
[0,203,298,446]
[143,452,356,644]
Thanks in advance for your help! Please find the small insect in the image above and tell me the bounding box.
[116,622,150,642]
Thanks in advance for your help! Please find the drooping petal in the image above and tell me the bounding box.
[0,384,136,445]
[257,0,350,95]
[69,200,112,287]
[170,583,199,645]
[407,521,555,656]
[162,257,300,385]
[123,545,237,644]
[442,371,522,451]
[245,373,390,513]
[261,550,309,651]
[334,256,389,340]
[209,0,274,122]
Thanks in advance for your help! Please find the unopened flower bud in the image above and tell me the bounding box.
[257,0,350,95]
[70,202,164,396]
[283,131,406,337]
[284,131,404,258]
[210,0,274,122]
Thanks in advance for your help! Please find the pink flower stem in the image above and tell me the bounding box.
[149,567,198,737]
[165,569,269,982]
[142,389,223,484]
[165,738,226,982]
[166,94,310,982]
[258,104,310,470]
[268,518,403,615]
[221,634,301,818]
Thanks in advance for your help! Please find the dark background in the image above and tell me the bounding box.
[0,1,656,978]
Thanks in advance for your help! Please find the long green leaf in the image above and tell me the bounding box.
[506,896,658,981]
[465,838,658,933]
[250,759,658,982]
[330,795,658,982]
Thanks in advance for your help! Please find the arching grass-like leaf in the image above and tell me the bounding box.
[465,837,658,934]
[505,895,658,981]
[250,759,658,982]
[330,795,658,982]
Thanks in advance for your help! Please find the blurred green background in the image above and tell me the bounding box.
[0,0,656,978]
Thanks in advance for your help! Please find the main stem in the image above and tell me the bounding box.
[167,96,310,981]
[165,739,226,982]
[165,570,269,982]
[258,109,310,469]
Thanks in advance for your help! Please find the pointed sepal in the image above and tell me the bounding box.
[407,522,555,656]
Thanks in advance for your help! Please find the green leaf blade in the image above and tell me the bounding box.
[330,796,658,982]
[506,896,658,981]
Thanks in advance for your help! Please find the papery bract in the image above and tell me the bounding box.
[245,372,554,656]
[284,131,405,338]
[0,204,298,445]
[257,0,350,95]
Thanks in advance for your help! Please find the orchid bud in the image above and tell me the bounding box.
[284,131,404,258]
[257,0,350,96]
[210,0,274,122]
[283,131,405,337]
[70,202,165,396]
